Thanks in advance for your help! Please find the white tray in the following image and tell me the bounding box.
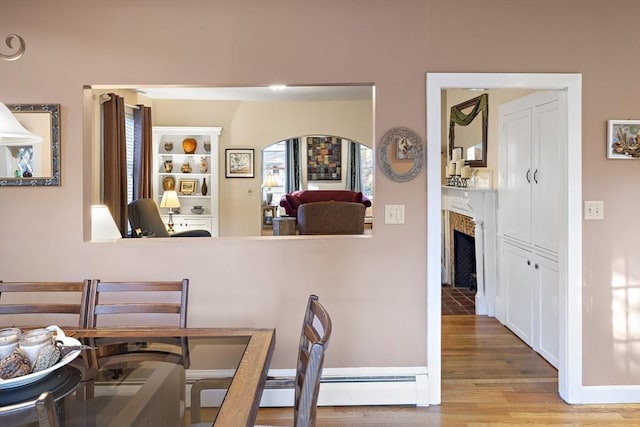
[0,326,81,389]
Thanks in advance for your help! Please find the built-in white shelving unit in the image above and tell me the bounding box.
[152,126,222,236]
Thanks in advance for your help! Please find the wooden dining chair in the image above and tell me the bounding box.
[86,279,190,369]
[86,279,189,328]
[0,391,60,427]
[287,294,332,427]
[190,294,332,427]
[77,279,192,420]
[0,280,91,328]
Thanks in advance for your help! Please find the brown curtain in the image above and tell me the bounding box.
[102,93,128,235]
[134,105,152,199]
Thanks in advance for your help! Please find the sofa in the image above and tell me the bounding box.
[297,201,366,235]
[279,190,371,218]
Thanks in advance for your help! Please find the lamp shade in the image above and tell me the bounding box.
[262,173,278,188]
[0,102,43,146]
[160,190,181,209]
[91,205,122,242]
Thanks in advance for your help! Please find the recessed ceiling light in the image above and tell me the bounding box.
[269,85,287,92]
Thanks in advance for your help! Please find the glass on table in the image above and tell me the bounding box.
[19,328,53,367]
[0,328,21,359]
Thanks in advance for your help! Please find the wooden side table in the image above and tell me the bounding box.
[273,216,297,235]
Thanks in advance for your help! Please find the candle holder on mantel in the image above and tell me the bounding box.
[447,175,468,187]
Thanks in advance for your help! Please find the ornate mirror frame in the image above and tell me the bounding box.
[448,93,488,168]
[378,126,424,182]
[0,104,61,187]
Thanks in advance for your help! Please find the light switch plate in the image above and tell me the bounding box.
[584,200,604,220]
[385,204,405,224]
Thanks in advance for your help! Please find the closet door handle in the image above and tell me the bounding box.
[527,260,531,266]
[534,263,539,269]
[526,169,531,183]
[533,169,539,184]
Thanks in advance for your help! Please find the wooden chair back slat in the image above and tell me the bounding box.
[0,282,85,292]
[93,304,182,316]
[0,304,83,315]
[95,281,185,292]
[0,281,90,328]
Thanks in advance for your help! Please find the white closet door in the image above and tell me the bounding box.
[535,253,559,368]
[532,93,565,254]
[501,240,533,346]
[500,109,532,244]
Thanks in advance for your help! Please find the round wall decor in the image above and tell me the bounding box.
[377,126,424,182]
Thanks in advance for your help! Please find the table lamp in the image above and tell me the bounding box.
[160,190,181,233]
[0,102,43,146]
[261,173,278,205]
[91,205,122,242]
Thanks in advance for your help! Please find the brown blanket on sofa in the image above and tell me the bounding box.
[296,201,365,235]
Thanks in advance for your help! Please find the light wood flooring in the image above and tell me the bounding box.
[248,315,640,426]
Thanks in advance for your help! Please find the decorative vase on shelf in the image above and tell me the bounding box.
[163,142,174,152]
[199,157,208,173]
[163,160,173,172]
[204,142,211,153]
[181,162,192,173]
[182,138,197,154]
[201,178,208,196]
[162,176,176,191]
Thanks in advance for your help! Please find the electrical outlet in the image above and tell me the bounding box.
[584,201,604,220]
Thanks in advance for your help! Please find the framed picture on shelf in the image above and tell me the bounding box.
[225,148,254,178]
[179,179,197,195]
[607,120,640,159]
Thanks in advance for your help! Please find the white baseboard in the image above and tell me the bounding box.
[187,366,429,408]
[579,385,640,404]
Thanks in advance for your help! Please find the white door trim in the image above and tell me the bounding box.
[426,73,583,404]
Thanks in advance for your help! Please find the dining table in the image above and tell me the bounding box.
[0,327,275,427]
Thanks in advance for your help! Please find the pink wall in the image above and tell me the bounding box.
[0,0,429,373]
[1,0,639,389]
[424,0,640,387]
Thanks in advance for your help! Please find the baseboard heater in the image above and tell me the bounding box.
[186,366,430,408]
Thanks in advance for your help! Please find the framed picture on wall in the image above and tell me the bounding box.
[396,135,415,159]
[307,136,341,181]
[607,120,640,159]
[225,148,255,178]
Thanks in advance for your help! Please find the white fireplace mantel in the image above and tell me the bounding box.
[442,186,497,316]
